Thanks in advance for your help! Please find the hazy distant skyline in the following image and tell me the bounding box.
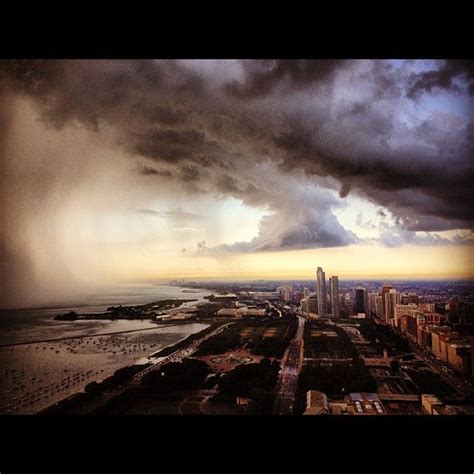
[1,60,473,308]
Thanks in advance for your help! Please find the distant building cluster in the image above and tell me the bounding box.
[296,266,360,319]
[305,390,474,416]
[284,266,474,379]
[363,285,473,376]
[281,266,342,319]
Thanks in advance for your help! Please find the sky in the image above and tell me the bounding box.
[0,59,473,308]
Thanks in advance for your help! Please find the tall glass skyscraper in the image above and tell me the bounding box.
[329,276,340,318]
[355,287,366,314]
[316,266,326,317]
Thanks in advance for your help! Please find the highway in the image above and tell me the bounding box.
[49,321,236,414]
[267,301,283,318]
[407,340,474,397]
[133,322,235,382]
[273,313,305,415]
[376,317,474,397]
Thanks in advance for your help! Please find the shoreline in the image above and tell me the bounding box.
[54,298,200,321]
[0,322,191,348]
[0,285,212,312]
[37,320,219,415]
[1,287,214,415]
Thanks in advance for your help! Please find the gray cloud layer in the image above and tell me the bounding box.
[1,59,473,262]
[136,208,203,221]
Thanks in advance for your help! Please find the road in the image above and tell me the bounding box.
[407,340,474,397]
[267,301,283,318]
[273,314,305,415]
[41,321,235,414]
[133,322,235,382]
[376,317,474,397]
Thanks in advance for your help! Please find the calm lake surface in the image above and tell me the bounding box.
[0,285,210,414]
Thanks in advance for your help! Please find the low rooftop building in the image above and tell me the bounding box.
[217,307,266,318]
[304,391,386,415]
[305,390,328,415]
[421,394,443,414]
[346,392,385,415]
[213,293,238,300]
[169,312,195,320]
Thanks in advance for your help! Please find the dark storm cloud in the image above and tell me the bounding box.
[224,60,345,98]
[268,62,473,233]
[0,59,203,131]
[407,60,474,98]
[0,60,148,130]
[136,104,185,126]
[135,162,173,177]
[1,58,473,256]
[130,128,222,163]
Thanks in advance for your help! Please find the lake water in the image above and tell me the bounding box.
[0,285,210,415]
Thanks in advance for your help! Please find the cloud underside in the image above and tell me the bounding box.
[135,207,203,221]
[1,59,473,256]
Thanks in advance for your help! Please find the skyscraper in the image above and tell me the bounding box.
[355,287,367,314]
[282,285,293,302]
[368,292,377,317]
[316,266,326,317]
[329,276,340,318]
[381,284,393,321]
[384,289,400,324]
[375,295,383,319]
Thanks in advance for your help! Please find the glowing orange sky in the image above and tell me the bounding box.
[93,244,474,282]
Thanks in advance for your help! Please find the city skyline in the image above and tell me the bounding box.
[1,18,474,445]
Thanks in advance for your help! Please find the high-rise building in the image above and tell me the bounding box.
[381,284,393,321]
[384,289,400,324]
[301,296,318,315]
[375,296,383,319]
[394,303,418,329]
[368,293,378,317]
[280,285,293,302]
[329,276,340,318]
[303,287,310,299]
[316,266,326,317]
[401,293,419,305]
[419,302,436,313]
[293,291,305,303]
[355,287,367,314]
[339,294,347,316]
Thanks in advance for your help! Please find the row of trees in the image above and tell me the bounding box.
[85,364,149,394]
[194,326,243,355]
[215,358,280,414]
[247,315,298,358]
[303,321,358,359]
[293,359,377,415]
[358,320,411,355]
[405,368,456,397]
[140,359,210,393]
